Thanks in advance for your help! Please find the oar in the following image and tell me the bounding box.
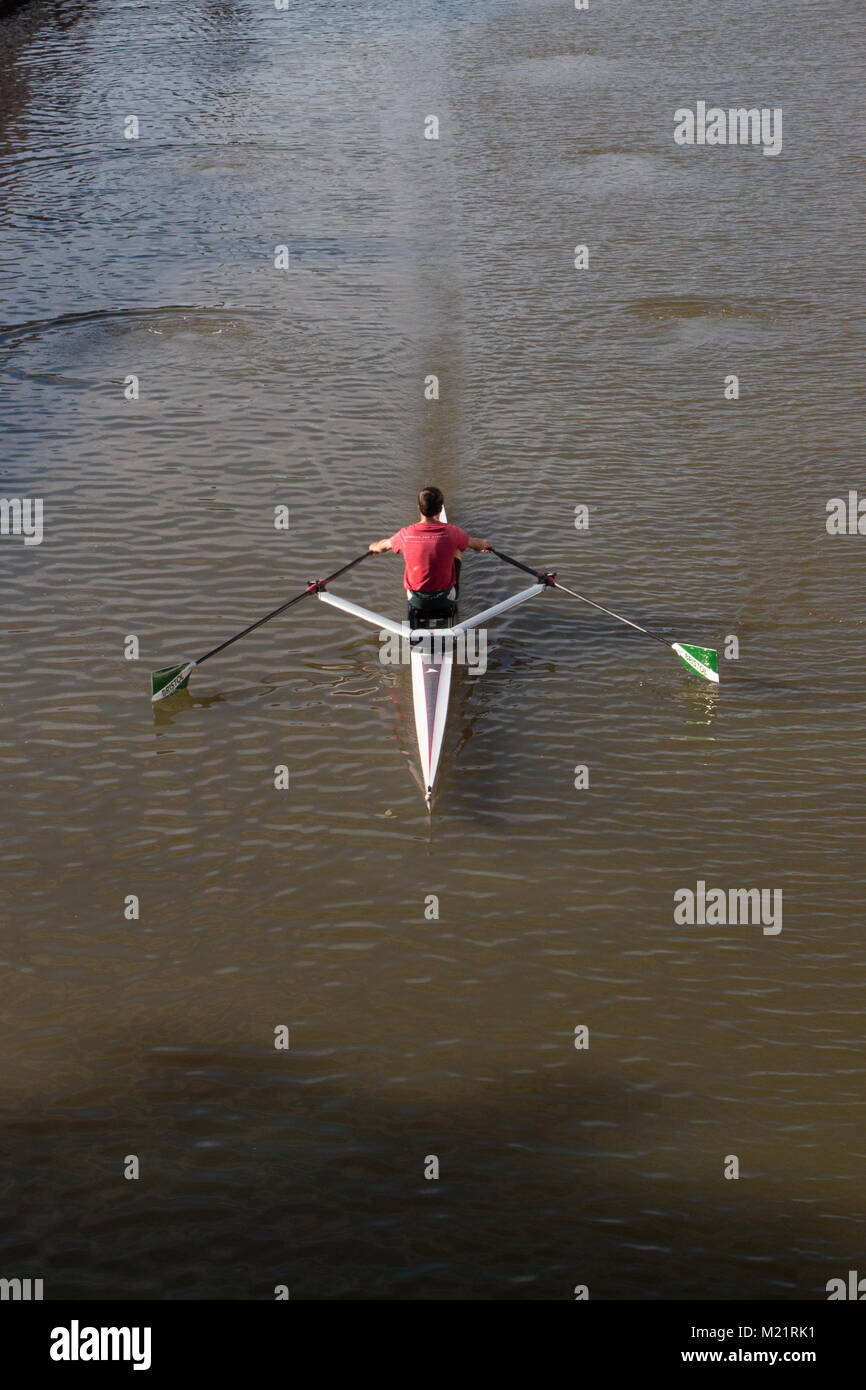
[490,548,719,683]
[150,551,374,702]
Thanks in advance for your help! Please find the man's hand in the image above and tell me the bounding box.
[368,538,392,553]
[467,536,492,552]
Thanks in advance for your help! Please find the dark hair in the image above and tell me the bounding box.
[418,486,444,517]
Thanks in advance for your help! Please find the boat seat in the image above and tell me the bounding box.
[408,596,457,630]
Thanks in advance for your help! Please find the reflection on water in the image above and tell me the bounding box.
[0,0,864,1300]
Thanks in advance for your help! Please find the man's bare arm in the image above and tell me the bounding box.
[368,538,393,553]
[466,536,492,552]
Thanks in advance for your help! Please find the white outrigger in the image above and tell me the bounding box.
[151,515,719,805]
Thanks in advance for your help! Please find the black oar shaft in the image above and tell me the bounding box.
[491,547,670,649]
[196,550,372,666]
[552,581,671,649]
[489,548,546,581]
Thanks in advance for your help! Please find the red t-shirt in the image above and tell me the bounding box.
[389,520,470,592]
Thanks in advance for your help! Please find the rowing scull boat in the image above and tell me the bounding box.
[318,509,546,804]
[412,582,547,804]
[318,575,545,804]
[409,504,455,805]
[150,526,718,806]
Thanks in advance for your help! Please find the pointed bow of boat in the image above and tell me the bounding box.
[411,636,454,809]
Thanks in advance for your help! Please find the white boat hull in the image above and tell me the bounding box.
[409,502,455,807]
[411,636,453,805]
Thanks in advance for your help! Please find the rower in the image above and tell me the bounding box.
[368,487,492,629]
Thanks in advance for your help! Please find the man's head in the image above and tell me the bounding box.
[418,486,444,519]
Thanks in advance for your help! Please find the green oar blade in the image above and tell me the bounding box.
[151,662,195,703]
[671,643,719,683]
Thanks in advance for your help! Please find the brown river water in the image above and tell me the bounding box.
[0,0,863,1299]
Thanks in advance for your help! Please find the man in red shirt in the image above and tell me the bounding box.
[369,486,492,626]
